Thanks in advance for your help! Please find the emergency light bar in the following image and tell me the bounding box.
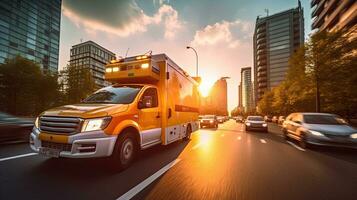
[105,55,159,83]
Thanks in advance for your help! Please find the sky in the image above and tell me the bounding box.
[58,0,312,112]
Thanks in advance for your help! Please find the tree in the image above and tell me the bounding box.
[0,56,61,116]
[59,64,96,104]
[257,28,357,120]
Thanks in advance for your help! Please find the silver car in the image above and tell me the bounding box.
[282,112,357,149]
[245,116,268,132]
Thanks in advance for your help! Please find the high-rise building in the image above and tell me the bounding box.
[69,41,116,88]
[240,67,253,113]
[311,0,356,32]
[0,0,62,72]
[253,1,304,103]
[200,77,228,116]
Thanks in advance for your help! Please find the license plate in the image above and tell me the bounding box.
[39,147,60,158]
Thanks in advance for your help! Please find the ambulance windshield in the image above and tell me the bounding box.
[83,85,143,104]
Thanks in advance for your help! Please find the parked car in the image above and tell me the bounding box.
[264,115,272,122]
[272,116,278,123]
[0,112,34,143]
[236,116,244,123]
[200,115,218,128]
[217,116,225,123]
[282,112,357,149]
[245,116,268,132]
[278,116,285,124]
[278,116,285,125]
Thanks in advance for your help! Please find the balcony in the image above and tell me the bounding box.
[257,38,266,45]
[257,71,267,77]
[257,66,267,72]
[257,49,266,56]
[257,76,267,83]
[256,32,266,40]
[258,82,267,88]
[257,54,267,62]
[257,43,266,50]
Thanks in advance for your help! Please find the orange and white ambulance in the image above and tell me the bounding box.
[30,54,199,169]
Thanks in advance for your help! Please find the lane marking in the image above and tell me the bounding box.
[191,143,201,150]
[117,158,181,200]
[0,153,37,162]
[237,136,241,140]
[260,139,267,144]
[287,141,306,151]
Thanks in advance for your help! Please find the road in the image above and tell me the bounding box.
[1,120,357,200]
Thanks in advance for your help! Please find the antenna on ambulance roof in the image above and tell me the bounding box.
[125,48,130,58]
[143,50,152,56]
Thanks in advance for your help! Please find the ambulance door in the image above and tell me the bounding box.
[138,87,161,148]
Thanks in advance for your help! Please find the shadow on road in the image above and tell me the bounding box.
[31,139,189,180]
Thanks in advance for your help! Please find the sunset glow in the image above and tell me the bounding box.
[199,79,215,97]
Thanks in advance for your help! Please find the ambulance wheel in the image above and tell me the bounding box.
[111,131,137,170]
[184,125,192,141]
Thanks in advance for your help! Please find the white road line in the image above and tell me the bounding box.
[117,159,181,200]
[260,139,267,144]
[191,143,201,150]
[0,153,37,162]
[237,136,241,140]
[287,141,306,151]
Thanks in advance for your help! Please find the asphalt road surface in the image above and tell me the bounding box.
[1,120,357,200]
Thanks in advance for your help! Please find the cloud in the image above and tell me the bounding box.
[191,19,253,48]
[62,0,182,39]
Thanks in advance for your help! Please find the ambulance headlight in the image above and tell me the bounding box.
[34,117,39,128]
[81,117,112,132]
[141,63,149,69]
[105,68,112,73]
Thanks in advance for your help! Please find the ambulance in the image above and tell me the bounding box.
[30,54,200,169]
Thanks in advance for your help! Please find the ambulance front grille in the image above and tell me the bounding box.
[39,116,82,135]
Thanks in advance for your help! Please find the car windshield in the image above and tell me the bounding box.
[304,115,348,125]
[83,85,143,104]
[248,116,264,121]
[203,115,215,119]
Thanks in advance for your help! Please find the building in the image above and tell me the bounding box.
[200,77,228,116]
[240,67,253,113]
[69,41,116,88]
[311,0,356,32]
[0,0,62,72]
[253,1,304,103]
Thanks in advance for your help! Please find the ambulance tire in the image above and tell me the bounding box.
[184,124,192,141]
[111,131,137,170]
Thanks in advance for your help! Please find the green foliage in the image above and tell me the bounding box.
[257,28,357,119]
[0,56,61,116]
[59,64,96,104]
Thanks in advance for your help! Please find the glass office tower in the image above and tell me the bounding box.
[253,1,304,103]
[0,0,61,72]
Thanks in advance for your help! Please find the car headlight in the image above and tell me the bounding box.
[210,119,214,123]
[34,117,39,128]
[81,117,111,132]
[246,122,251,126]
[350,133,357,139]
[309,130,324,136]
[262,123,267,127]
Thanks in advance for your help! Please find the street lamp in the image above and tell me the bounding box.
[186,46,198,77]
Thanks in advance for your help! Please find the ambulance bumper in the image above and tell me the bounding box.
[30,128,117,158]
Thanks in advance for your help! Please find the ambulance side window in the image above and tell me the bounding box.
[139,88,158,109]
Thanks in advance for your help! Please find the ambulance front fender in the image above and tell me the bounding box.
[112,120,141,136]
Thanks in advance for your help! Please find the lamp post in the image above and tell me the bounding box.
[186,46,198,77]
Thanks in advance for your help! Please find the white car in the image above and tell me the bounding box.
[245,116,268,132]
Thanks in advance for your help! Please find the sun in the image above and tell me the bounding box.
[199,79,214,97]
